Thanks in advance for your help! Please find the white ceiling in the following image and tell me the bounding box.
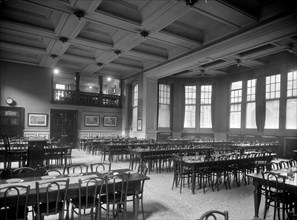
[0,0,296,81]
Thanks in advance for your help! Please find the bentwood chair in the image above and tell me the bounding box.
[69,177,104,220]
[198,210,229,220]
[11,167,36,178]
[262,172,294,220]
[100,173,130,220]
[89,162,111,173]
[171,154,192,193]
[34,179,70,220]
[0,185,31,220]
[63,163,89,175]
[126,164,149,219]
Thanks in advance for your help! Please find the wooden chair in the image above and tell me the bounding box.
[11,167,36,178]
[45,169,62,176]
[0,185,31,220]
[262,172,294,220]
[89,162,111,173]
[100,173,130,220]
[171,154,192,193]
[63,163,88,175]
[34,179,70,220]
[69,177,104,220]
[126,164,148,219]
[198,210,229,220]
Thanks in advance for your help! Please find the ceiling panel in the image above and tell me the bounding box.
[0,0,295,80]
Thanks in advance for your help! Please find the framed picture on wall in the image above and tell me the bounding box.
[137,119,142,131]
[85,115,100,127]
[28,113,48,127]
[103,116,117,127]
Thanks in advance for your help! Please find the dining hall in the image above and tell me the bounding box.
[0,0,297,220]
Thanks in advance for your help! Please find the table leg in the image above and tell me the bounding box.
[192,166,196,194]
[134,194,140,220]
[253,184,262,217]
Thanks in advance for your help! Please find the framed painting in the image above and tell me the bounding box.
[28,113,48,127]
[85,115,100,127]
[103,116,117,127]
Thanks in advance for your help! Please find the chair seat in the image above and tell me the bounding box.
[100,193,123,204]
[34,201,64,215]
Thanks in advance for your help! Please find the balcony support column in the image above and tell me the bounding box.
[98,76,103,94]
[75,72,80,92]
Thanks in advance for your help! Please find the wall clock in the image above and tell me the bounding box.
[5,97,14,105]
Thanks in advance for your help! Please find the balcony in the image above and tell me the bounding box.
[52,89,121,108]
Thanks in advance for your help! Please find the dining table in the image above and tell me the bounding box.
[129,147,214,172]
[183,153,275,194]
[0,168,150,220]
[247,168,297,218]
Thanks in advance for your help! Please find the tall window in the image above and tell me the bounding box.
[230,81,242,128]
[265,74,280,129]
[286,71,297,129]
[246,79,257,128]
[132,84,138,131]
[184,86,196,128]
[200,85,212,128]
[158,84,171,128]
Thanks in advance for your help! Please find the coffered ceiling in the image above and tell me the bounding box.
[0,0,296,81]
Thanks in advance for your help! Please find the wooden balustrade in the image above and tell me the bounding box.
[52,89,121,108]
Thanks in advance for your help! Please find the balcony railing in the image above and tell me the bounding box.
[52,89,121,108]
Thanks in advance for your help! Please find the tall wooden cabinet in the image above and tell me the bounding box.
[0,106,25,137]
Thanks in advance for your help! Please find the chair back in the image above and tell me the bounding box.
[0,185,30,220]
[104,173,130,207]
[89,162,111,173]
[137,164,148,176]
[12,167,36,178]
[63,163,88,175]
[199,210,229,220]
[262,171,286,202]
[35,179,70,220]
[45,169,62,176]
[77,177,104,215]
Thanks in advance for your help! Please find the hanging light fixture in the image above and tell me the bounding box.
[184,0,199,7]
[140,30,149,39]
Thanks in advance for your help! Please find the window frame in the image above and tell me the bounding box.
[265,74,281,129]
[157,82,172,129]
[183,85,197,129]
[200,85,212,129]
[286,71,297,130]
[229,81,242,129]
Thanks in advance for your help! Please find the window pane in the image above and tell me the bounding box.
[286,98,297,129]
[132,107,138,131]
[200,105,211,128]
[246,102,256,129]
[230,111,241,128]
[158,83,171,128]
[265,100,279,129]
[158,104,170,128]
[230,82,242,128]
[184,105,196,128]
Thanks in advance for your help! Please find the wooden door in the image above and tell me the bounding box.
[50,109,77,148]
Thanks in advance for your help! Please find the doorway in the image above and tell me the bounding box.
[50,109,77,148]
